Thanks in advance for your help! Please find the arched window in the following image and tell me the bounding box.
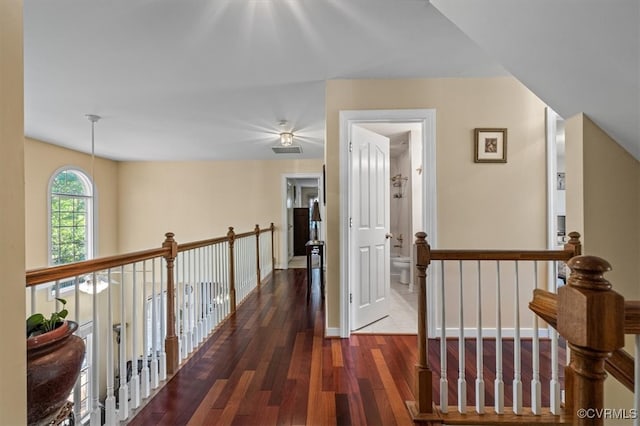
[49,168,93,265]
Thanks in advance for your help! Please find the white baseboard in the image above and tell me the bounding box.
[325,327,341,338]
[434,327,551,339]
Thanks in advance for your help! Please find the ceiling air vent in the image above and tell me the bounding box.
[272,145,303,154]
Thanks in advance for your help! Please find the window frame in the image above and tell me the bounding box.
[48,167,95,267]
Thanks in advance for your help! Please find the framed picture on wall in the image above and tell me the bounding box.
[474,128,507,163]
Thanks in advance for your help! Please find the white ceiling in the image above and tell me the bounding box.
[24,0,506,161]
[24,1,639,162]
[432,0,640,159]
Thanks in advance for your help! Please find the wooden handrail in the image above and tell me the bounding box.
[532,290,640,334]
[234,230,256,239]
[177,236,229,252]
[625,301,640,334]
[530,289,636,393]
[26,247,170,287]
[430,249,573,261]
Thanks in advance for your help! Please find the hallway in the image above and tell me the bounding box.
[128,269,417,425]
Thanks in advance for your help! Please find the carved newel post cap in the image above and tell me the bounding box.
[558,255,623,351]
[566,255,612,291]
[415,232,427,242]
[164,232,175,240]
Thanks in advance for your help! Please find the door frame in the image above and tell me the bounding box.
[339,109,437,338]
[280,173,323,270]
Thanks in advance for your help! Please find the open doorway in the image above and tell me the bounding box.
[281,173,323,269]
[339,109,436,337]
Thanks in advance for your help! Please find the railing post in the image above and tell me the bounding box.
[564,231,582,257]
[162,232,179,374]
[558,255,624,425]
[270,222,275,269]
[561,231,582,410]
[255,224,261,286]
[228,227,237,312]
[412,232,433,415]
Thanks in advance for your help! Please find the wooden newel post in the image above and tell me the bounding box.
[561,230,581,411]
[255,224,261,287]
[228,227,237,313]
[564,231,582,257]
[412,232,433,415]
[162,232,179,374]
[270,222,275,269]
[558,256,624,426]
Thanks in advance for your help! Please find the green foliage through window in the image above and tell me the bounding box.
[50,170,92,265]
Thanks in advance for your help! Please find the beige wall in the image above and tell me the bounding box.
[25,138,120,269]
[117,159,322,265]
[565,113,640,416]
[325,77,548,328]
[0,0,26,422]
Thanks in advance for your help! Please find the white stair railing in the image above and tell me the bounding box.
[25,224,275,426]
[410,232,581,421]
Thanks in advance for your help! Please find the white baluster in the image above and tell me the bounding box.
[90,272,101,426]
[207,246,216,334]
[151,260,159,389]
[105,270,117,425]
[494,261,504,414]
[55,280,61,310]
[439,261,448,413]
[512,261,523,415]
[194,249,201,347]
[197,247,204,344]
[475,261,485,414]
[131,263,141,409]
[531,261,542,415]
[118,265,129,420]
[185,251,193,355]
[30,286,35,315]
[159,259,167,380]
[550,261,560,414]
[180,253,187,359]
[141,261,150,399]
[457,261,466,413]
[73,276,82,422]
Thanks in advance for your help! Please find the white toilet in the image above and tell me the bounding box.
[391,256,411,284]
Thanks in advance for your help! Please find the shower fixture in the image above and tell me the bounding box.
[391,174,408,198]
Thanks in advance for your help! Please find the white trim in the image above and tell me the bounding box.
[545,108,559,282]
[324,327,341,338]
[442,327,550,339]
[339,109,437,338]
[280,172,323,271]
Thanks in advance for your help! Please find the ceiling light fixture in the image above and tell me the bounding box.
[280,132,294,146]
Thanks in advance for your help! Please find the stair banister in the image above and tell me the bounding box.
[162,232,179,374]
[409,232,434,415]
[255,224,261,287]
[558,255,625,425]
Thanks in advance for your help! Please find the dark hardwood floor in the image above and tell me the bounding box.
[129,269,564,425]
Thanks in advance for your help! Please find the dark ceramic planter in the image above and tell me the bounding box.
[27,320,85,425]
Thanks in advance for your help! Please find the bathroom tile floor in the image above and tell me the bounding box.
[354,278,418,334]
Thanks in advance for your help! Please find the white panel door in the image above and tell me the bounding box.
[351,125,391,330]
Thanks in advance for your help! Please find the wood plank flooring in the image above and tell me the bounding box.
[129,269,564,425]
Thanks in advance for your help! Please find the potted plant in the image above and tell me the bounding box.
[27,298,85,425]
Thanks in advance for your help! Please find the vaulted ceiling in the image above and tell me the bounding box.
[24,0,638,161]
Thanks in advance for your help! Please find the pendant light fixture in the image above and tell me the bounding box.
[79,114,108,295]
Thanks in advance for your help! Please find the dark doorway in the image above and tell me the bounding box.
[293,207,310,255]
